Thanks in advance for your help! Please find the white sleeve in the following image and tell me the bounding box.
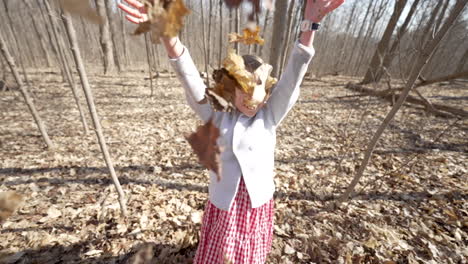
[169,47,213,122]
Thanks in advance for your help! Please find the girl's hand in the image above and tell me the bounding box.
[118,0,148,24]
[305,0,345,22]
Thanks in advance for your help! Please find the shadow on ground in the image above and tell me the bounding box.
[3,241,197,264]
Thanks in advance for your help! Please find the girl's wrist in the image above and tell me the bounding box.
[161,36,184,58]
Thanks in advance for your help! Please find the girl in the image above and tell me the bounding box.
[119,0,344,263]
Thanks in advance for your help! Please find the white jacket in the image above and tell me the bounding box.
[170,42,315,211]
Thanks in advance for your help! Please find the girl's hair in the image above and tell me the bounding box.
[242,55,264,73]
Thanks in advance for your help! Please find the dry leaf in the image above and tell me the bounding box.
[229,26,265,45]
[223,49,257,95]
[210,49,277,109]
[184,119,222,181]
[223,0,273,21]
[57,0,102,24]
[134,0,190,43]
[208,68,238,111]
[0,191,23,223]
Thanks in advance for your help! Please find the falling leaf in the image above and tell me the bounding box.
[222,49,257,94]
[211,49,277,109]
[184,119,222,181]
[0,191,23,223]
[134,0,190,43]
[208,68,238,111]
[56,0,102,24]
[229,26,265,45]
[223,0,273,21]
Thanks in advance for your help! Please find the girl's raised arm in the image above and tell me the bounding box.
[265,0,345,126]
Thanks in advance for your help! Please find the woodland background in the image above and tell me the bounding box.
[0,0,467,263]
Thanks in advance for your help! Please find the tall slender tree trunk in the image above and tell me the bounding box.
[338,0,468,205]
[334,1,358,70]
[200,0,209,77]
[235,9,240,53]
[362,0,408,84]
[44,0,90,134]
[105,0,122,71]
[25,1,53,68]
[0,34,53,149]
[258,10,270,57]
[279,0,296,75]
[37,0,60,68]
[269,0,289,77]
[95,0,116,74]
[2,0,31,85]
[354,0,390,76]
[454,46,468,74]
[61,11,127,216]
[218,0,224,67]
[207,0,213,68]
[144,34,154,97]
[42,0,69,82]
[375,0,421,82]
[119,0,130,67]
[345,0,375,73]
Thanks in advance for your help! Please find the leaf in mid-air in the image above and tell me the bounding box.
[57,0,102,24]
[210,48,277,110]
[133,0,190,43]
[229,26,265,46]
[223,0,273,21]
[185,119,222,181]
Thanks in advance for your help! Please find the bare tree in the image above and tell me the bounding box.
[0,34,53,149]
[218,0,224,67]
[338,0,468,205]
[362,0,408,84]
[344,0,376,73]
[1,0,31,85]
[454,46,468,73]
[95,0,116,74]
[42,0,90,134]
[144,33,154,96]
[279,0,296,75]
[374,0,421,83]
[61,11,127,216]
[269,0,289,77]
[105,0,122,71]
[24,0,53,68]
[258,10,270,58]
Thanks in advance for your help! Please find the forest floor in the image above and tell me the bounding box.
[0,68,467,264]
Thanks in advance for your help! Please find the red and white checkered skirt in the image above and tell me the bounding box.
[194,178,275,264]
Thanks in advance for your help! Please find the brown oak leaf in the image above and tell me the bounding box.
[133,0,190,43]
[229,26,265,45]
[185,119,222,181]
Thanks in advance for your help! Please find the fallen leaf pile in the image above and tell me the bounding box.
[133,0,190,43]
[0,69,466,263]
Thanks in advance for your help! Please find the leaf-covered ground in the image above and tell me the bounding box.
[0,69,467,264]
